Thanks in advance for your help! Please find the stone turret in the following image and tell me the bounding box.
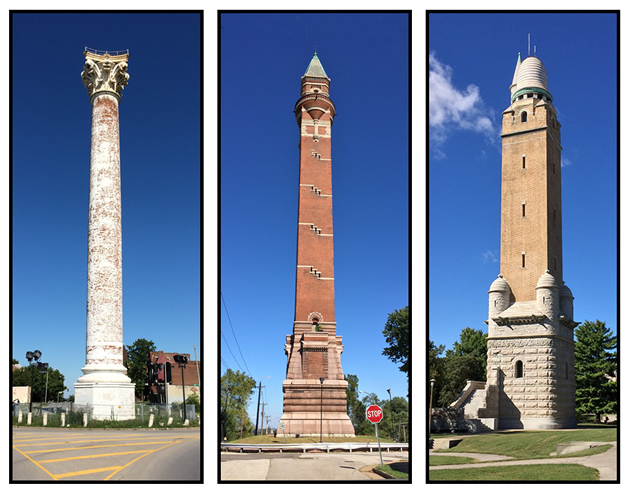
[488,275,512,318]
[536,270,560,321]
[560,282,574,320]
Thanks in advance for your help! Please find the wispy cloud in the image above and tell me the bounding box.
[482,250,499,263]
[429,52,497,154]
[561,157,571,167]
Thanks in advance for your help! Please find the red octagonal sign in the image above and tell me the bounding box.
[366,404,383,424]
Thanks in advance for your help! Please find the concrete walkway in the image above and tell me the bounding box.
[430,442,617,481]
[221,451,409,481]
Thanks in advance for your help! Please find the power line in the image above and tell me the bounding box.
[221,292,254,379]
[220,330,244,373]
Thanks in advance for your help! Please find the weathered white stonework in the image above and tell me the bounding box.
[75,49,135,420]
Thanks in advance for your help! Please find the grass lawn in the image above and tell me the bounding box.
[227,434,396,444]
[430,455,477,466]
[429,463,600,481]
[432,428,616,460]
[375,461,409,479]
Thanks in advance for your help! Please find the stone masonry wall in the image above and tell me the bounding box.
[487,335,575,421]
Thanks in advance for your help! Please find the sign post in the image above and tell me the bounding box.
[366,404,384,468]
[279,421,286,444]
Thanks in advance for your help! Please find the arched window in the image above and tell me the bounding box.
[521,112,528,123]
[515,360,523,378]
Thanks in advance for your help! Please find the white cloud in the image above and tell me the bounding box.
[429,52,497,151]
[482,250,499,263]
[561,157,571,167]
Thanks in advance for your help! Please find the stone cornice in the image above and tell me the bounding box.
[487,333,575,344]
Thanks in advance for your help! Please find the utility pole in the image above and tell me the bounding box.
[193,345,201,390]
[261,402,267,435]
[254,381,261,435]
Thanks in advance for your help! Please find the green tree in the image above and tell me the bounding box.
[345,374,371,435]
[11,365,67,403]
[428,340,445,410]
[437,327,487,407]
[382,306,409,386]
[221,369,256,441]
[124,338,156,399]
[382,395,409,442]
[186,392,200,415]
[575,320,618,423]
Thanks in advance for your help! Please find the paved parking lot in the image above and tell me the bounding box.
[12,427,200,481]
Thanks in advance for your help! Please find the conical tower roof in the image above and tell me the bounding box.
[304,52,328,78]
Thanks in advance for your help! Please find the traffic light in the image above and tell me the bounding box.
[174,355,188,365]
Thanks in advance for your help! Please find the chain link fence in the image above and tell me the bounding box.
[12,401,198,427]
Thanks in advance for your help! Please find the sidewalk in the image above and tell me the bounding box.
[429,442,617,481]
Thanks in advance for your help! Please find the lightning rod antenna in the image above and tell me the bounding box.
[528,33,531,56]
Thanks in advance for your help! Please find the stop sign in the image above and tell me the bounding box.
[366,404,383,424]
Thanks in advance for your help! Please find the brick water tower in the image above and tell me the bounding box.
[279,53,355,437]
[74,48,136,420]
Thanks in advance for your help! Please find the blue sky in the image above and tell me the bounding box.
[220,12,410,429]
[428,13,618,353]
[11,13,201,396]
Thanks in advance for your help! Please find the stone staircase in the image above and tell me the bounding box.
[449,381,498,433]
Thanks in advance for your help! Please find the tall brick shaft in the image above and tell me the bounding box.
[279,53,355,437]
[74,48,135,420]
[479,53,578,429]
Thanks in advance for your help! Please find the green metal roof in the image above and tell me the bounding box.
[303,52,328,78]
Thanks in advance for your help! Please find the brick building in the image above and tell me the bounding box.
[148,351,201,404]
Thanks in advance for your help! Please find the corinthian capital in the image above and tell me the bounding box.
[81,48,130,101]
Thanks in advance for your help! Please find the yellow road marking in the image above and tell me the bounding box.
[13,433,199,481]
[17,440,184,454]
[38,450,156,463]
[14,435,172,446]
[54,466,122,479]
[105,443,179,480]
[12,446,57,481]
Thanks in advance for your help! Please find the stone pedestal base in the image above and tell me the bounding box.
[280,379,355,437]
[279,411,355,437]
[74,380,136,421]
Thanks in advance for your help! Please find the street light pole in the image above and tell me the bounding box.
[25,350,42,413]
[174,355,188,421]
[319,377,324,443]
[386,388,393,441]
[429,378,436,439]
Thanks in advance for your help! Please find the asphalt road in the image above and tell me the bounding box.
[12,427,201,481]
[220,450,409,481]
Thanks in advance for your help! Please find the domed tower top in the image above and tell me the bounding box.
[509,53,552,103]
